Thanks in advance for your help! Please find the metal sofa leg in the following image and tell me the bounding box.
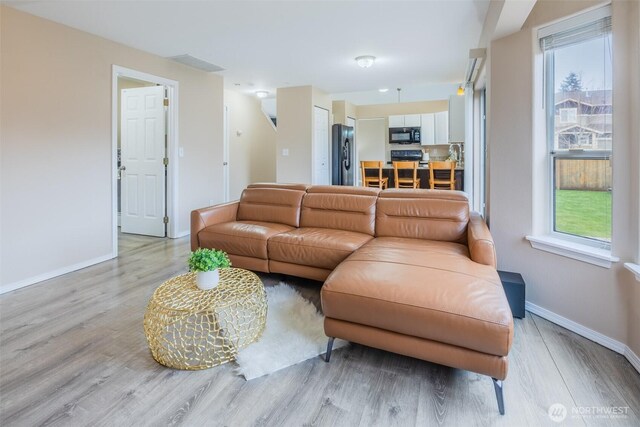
[492,378,505,415]
[325,337,335,362]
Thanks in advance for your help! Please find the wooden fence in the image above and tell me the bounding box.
[555,159,611,191]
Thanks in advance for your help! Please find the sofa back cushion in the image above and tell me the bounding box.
[300,186,380,235]
[376,189,469,242]
[237,184,307,227]
[246,183,309,191]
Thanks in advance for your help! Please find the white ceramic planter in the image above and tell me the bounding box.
[196,269,220,290]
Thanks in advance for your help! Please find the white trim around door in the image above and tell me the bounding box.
[223,105,230,202]
[111,65,180,258]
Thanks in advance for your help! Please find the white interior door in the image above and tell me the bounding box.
[313,106,330,185]
[121,85,166,237]
[223,105,230,202]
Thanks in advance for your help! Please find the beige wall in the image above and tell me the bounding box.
[356,118,386,165]
[624,0,640,359]
[224,90,277,200]
[488,0,639,355]
[276,85,332,184]
[0,6,224,289]
[332,100,357,125]
[313,87,333,113]
[522,0,607,29]
[276,86,313,183]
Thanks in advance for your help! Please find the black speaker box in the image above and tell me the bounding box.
[497,270,526,319]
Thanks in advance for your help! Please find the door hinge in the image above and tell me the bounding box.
[163,216,169,224]
[163,98,169,107]
[163,157,169,166]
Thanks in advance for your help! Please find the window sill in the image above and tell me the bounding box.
[525,235,619,268]
[624,263,640,281]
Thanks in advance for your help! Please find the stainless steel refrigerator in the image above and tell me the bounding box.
[331,124,354,185]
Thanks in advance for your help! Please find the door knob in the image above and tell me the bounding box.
[119,165,126,171]
[223,162,228,166]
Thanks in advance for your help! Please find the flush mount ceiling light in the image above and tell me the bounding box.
[255,91,269,98]
[355,55,376,68]
[457,85,465,96]
[378,88,389,93]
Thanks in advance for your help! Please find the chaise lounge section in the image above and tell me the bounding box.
[321,190,512,414]
[191,183,513,414]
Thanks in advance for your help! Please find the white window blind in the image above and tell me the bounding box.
[538,5,612,51]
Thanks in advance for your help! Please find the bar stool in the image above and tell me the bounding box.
[393,161,420,189]
[360,161,389,189]
[429,161,457,190]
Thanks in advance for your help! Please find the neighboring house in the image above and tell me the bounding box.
[554,89,612,150]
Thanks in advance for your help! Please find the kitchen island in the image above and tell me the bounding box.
[380,166,464,190]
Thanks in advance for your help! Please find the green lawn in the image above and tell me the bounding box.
[555,189,611,241]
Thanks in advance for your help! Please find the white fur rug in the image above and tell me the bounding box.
[234,284,348,380]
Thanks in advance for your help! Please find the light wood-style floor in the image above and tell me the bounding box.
[1,234,639,426]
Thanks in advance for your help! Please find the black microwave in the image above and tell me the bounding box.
[389,127,421,144]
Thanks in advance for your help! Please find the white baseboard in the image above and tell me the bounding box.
[526,301,639,373]
[625,346,640,373]
[0,253,115,295]
[173,230,190,238]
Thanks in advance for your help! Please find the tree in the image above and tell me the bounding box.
[560,72,582,92]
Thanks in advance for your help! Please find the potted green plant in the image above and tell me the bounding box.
[188,248,232,290]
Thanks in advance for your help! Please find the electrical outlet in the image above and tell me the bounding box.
[179,146,184,157]
[209,199,214,206]
[282,148,289,156]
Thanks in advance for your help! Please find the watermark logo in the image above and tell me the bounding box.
[548,403,568,423]
[548,403,630,422]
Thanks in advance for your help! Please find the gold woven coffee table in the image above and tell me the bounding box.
[143,268,267,370]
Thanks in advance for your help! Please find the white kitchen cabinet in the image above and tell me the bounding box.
[404,114,421,127]
[388,115,405,128]
[388,114,421,128]
[448,95,465,142]
[420,113,435,145]
[435,111,449,144]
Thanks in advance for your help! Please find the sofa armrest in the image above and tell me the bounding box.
[467,212,497,268]
[190,201,239,251]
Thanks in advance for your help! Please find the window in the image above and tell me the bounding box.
[540,6,613,246]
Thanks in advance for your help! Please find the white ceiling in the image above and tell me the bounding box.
[6,0,492,104]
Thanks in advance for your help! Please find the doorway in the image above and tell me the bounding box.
[313,106,330,185]
[112,66,179,257]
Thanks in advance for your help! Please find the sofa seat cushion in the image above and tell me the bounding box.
[268,227,373,270]
[321,240,513,357]
[198,221,293,259]
[363,237,471,258]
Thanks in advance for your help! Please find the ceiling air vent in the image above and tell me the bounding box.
[168,55,225,72]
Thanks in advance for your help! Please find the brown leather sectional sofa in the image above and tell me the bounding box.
[191,183,514,414]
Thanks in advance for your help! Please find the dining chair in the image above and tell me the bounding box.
[429,161,457,190]
[360,161,389,189]
[392,161,420,189]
